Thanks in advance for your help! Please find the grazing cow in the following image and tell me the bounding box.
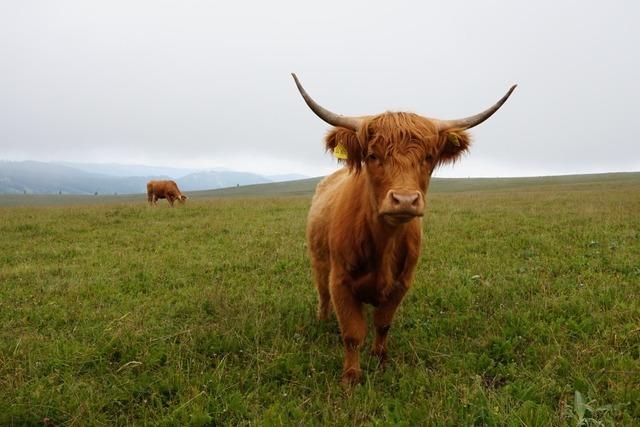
[292,73,516,385]
[146,180,187,207]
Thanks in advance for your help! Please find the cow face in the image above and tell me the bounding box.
[179,195,188,204]
[325,113,470,225]
[292,73,514,225]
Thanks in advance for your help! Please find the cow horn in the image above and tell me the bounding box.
[291,73,363,131]
[435,85,517,131]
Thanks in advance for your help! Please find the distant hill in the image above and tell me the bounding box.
[266,173,308,182]
[191,177,324,197]
[191,171,640,198]
[0,161,309,195]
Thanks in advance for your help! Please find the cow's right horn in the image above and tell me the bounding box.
[292,73,363,131]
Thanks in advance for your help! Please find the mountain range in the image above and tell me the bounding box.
[0,161,307,195]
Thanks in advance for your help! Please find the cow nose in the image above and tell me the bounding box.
[381,190,424,222]
[390,191,420,208]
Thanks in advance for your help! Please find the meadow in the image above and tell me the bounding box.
[1,173,639,426]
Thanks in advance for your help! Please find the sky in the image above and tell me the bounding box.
[1,1,638,178]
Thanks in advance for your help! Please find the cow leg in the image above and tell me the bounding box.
[147,193,153,206]
[168,196,175,207]
[372,282,408,368]
[330,276,366,385]
[310,257,331,320]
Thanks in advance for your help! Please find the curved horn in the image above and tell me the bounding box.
[291,73,362,131]
[435,85,517,131]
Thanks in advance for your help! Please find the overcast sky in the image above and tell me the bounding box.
[1,1,638,177]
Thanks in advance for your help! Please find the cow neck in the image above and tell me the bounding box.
[355,190,406,300]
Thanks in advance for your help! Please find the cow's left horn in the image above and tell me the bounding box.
[292,73,363,131]
[435,85,517,131]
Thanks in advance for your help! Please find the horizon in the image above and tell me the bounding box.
[1,158,638,181]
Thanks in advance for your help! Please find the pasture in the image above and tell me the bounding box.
[1,173,639,425]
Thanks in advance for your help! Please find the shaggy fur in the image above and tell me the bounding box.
[146,180,187,207]
[308,112,470,385]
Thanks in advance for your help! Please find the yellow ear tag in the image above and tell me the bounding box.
[447,133,460,147]
[333,143,349,159]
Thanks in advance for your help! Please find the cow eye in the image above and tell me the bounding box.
[367,153,379,162]
[423,154,433,164]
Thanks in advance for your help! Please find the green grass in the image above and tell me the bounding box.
[1,174,639,425]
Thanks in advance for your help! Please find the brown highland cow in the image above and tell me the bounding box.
[293,73,516,385]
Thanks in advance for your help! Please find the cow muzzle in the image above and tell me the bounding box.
[379,190,424,223]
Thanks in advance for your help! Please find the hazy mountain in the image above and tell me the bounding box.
[53,162,198,178]
[0,161,151,195]
[0,161,309,195]
[177,170,271,191]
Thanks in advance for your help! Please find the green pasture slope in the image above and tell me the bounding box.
[1,173,639,425]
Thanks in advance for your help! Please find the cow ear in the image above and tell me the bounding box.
[325,127,365,171]
[437,129,471,166]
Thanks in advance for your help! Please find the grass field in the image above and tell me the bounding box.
[1,173,639,425]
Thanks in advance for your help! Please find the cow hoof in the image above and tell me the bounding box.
[341,368,362,386]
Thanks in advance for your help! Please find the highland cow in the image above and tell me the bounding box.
[293,73,516,385]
